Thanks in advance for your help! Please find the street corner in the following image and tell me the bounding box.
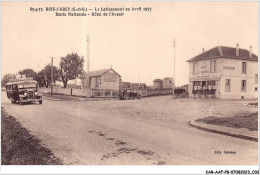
[189,120,258,142]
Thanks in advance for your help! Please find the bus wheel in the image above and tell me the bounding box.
[39,100,42,104]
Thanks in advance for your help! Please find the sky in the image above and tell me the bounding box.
[2,1,258,86]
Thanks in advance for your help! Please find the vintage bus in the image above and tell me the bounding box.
[6,79,43,105]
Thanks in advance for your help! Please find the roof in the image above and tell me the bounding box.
[153,79,163,82]
[163,77,173,80]
[187,46,258,62]
[6,80,37,86]
[81,68,121,78]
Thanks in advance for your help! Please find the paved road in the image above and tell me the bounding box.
[1,93,258,165]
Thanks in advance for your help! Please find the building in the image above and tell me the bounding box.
[120,82,146,90]
[120,82,131,90]
[187,44,258,99]
[131,83,146,90]
[163,77,174,89]
[80,68,121,90]
[153,79,163,90]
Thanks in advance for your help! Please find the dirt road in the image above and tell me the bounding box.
[1,93,258,165]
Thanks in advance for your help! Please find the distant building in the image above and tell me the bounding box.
[187,44,258,99]
[80,68,121,90]
[120,82,131,90]
[153,79,163,90]
[120,82,146,90]
[163,77,174,89]
[131,83,146,90]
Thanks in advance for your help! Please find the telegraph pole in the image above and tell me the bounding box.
[51,57,53,95]
[173,39,176,95]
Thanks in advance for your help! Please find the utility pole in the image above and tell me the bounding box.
[87,35,90,73]
[51,57,53,95]
[173,39,176,95]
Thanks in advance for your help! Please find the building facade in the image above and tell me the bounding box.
[153,79,163,90]
[187,45,258,99]
[163,77,174,89]
[80,68,121,90]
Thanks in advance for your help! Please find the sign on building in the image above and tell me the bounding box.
[104,73,118,82]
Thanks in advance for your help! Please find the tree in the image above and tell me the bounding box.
[36,64,59,88]
[18,69,37,79]
[59,53,84,88]
[1,73,16,87]
[36,70,46,88]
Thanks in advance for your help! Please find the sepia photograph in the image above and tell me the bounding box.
[1,1,259,174]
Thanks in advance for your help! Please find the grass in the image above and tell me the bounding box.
[1,107,62,165]
[196,112,258,131]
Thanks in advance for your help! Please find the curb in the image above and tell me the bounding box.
[189,121,258,142]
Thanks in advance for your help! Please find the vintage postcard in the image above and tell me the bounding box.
[1,1,259,174]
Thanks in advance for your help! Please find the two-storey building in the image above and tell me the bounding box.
[187,44,258,99]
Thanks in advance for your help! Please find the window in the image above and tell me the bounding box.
[193,81,201,90]
[242,62,247,74]
[208,81,216,86]
[225,79,231,92]
[255,74,258,84]
[193,63,198,75]
[241,80,246,91]
[210,60,216,72]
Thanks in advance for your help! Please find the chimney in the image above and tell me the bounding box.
[249,45,252,58]
[236,43,239,57]
[202,48,205,53]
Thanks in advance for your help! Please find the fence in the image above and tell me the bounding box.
[38,88,173,98]
[91,89,119,98]
[129,89,173,97]
[38,87,91,97]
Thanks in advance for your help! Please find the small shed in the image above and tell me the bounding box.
[80,68,121,90]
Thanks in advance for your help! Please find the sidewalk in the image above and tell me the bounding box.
[189,120,258,142]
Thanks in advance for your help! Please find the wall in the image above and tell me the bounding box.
[163,78,174,89]
[188,58,258,99]
[219,59,258,99]
[39,87,91,97]
[100,69,120,90]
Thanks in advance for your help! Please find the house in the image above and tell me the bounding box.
[80,68,121,90]
[163,77,174,89]
[186,44,258,99]
[153,79,163,90]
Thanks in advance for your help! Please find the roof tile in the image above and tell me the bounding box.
[187,46,258,62]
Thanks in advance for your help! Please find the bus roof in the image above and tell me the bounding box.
[6,80,37,86]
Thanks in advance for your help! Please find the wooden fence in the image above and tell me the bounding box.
[39,88,173,98]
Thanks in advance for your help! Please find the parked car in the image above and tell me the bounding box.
[6,79,43,105]
[173,88,189,98]
[118,89,142,100]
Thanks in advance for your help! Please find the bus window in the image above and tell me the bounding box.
[12,85,18,91]
[6,85,11,90]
